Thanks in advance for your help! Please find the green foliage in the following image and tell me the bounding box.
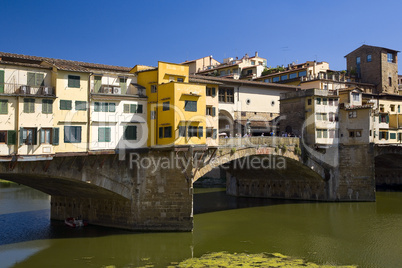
[230,147,237,155]
[294,145,302,156]
[261,66,286,77]
[281,144,287,155]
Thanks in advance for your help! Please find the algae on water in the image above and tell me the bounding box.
[174,252,357,268]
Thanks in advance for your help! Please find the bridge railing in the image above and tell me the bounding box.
[218,136,300,147]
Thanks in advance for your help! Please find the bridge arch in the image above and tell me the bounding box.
[374,145,402,189]
[193,146,329,201]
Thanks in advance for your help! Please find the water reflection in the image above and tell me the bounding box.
[1,183,402,267]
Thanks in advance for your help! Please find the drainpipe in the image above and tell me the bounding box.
[87,72,92,153]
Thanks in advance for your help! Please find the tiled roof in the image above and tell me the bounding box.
[189,77,222,85]
[190,75,300,90]
[0,51,132,73]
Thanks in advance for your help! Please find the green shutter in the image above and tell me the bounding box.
[68,75,80,88]
[0,70,4,93]
[36,73,44,87]
[137,104,143,113]
[53,128,59,145]
[105,128,111,142]
[109,103,116,112]
[0,100,7,114]
[159,127,163,139]
[119,78,127,94]
[94,76,102,93]
[212,107,216,117]
[27,73,35,87]
[7,130,16,145]
[33,128,38,145]
[130,104,137,113]
[98,128,105,142]
[40,128,44,144]
[212,87,216,96]
[198,126,203,137]
[60,100,72,110]
[212,129,217,139]
[76,126,82,142]
[94,102,100,112]
[24,99,29,113]
[19,127,24,145]
[75,101,86,111]
[386,115,389,123]
[386,132,389,140]
[123,104,130,113]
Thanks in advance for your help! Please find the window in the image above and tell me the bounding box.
[206,128,217,139]
[164,126,172,138]
[163,101,170,111]
[329,98,333,106]
[0,130,16,145]
[348,111,357,118]
[323,98,327,105]
[391,105,395,112]
[60,100,72,110]
[21,128,37,145]
[390,133,396,139]
[198,126,203,137]
[124,126,137,140]
[316,129,322,138]
[398,105,400,113]
[150,110,156,120]
[264,78,271,83]
[367,54,372,62]
[356,56,361,65]
[64,126,81,143]
[298,71,307,77]
[23,98,35,113]
[389,77,392,87]
[352,93,360,101]
[380,131,388,140]
[151,85,157,93]
[75,101,87,111]
[316,98,321,105]
[68,75,80,88]
[94,76,102,93]
[251,60,255,65]
[40,128,52,144]
[329,112,337,122]
[27,72,44,87]
[218,88,234,103]
[188,126,197,137]
[0,99,8,114]
[316,113,327,121]
[334,99,339,106]
[273,77,280,82]
[123,103,142,113]
[349,130,362,138]
[329,129,336,138]
[206,106,216,116]
[307,99,312,106]
[98,127,111,142]
[177,78,184,82]
[42,99,53,114]
[184,101,197,112]
[206,87,216,96]
[281,75,288,81]
[387,53,394,63]
[95,102,115,112]
[289,73,297,79]
[379,114,389,123]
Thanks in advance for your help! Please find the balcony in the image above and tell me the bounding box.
[91,84,146,97]
[0,83,55,96]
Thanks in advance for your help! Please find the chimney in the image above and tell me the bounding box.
[255,51,258,57]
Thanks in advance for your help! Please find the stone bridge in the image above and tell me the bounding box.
[0,138,401,231]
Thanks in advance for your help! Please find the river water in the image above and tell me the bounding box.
[0,182,402,268]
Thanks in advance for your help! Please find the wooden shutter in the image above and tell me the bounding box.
[212,129,217,139]
[0,70,4,93]
[64,126,70,143]
[212,87,216,96]
[98,128,105,142]
[24,99,29,113]
[212,107,216,117]
[27,73,35,87]
[7,130,16,145]
[179,126,186,137]
[119,78,127,94]
[105,128,111,142]
[159,127,163,139]
[53,128,59,145]
[76,126,82,142]
[40,128,44,144]
[109,103,116,112]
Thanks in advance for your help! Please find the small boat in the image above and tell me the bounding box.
[65,217,88,227]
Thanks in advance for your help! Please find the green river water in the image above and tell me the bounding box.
[0,183,401,267]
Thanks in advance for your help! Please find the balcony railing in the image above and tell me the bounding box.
[0,83,55,96]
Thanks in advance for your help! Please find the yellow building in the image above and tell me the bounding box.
[134,62,206,147]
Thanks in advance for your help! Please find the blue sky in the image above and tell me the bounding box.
[2,0,402,71]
